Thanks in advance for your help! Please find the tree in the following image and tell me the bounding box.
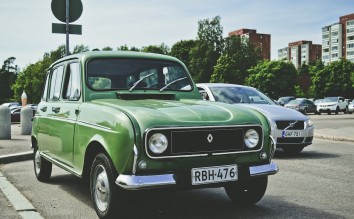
[0,57,18,102]
[142,43,170,54]
[210,35,261,84]
[73,44,90,54]
[245,60,298,99]
[170,40,196,68]
[12,45,66,103]
[102,46,113,51]
[189,16,223,82]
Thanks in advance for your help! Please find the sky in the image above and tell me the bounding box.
[1,0,354,70]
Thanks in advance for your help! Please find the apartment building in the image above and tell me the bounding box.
[322,13,354,64]
[277,41,322,69]
[228,28,271,60]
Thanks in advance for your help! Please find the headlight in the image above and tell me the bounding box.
[244,129,259,149]
[148,133,168,154]
[306,119,313,127]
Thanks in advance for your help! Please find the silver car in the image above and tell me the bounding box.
[197,83,314,154]
[349,101,354,114]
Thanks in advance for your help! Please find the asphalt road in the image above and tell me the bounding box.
[1,137,354,219]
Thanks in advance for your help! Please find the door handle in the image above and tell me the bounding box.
[40,106,47,112]
[52,107,60,113]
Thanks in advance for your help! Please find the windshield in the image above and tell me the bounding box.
[209,86,276,105]
[287,99,303,105]
[323,97,338,102]
[86,58,192,91]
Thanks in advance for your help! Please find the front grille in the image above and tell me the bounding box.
[276,121,304,130]
[145,125,263,158]
[171,128,244,154]
[277,137,304,144]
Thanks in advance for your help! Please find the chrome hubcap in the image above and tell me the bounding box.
[93,165,110,212]
[35,150,41,174]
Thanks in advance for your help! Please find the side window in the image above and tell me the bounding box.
[49,65,64,101]
[198,87,209,100]
[41,72,50,101]
[63,62,81,101]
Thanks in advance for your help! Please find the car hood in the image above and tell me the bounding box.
[237,104,307,121]
[320,102,337,105]
[92,99,262,127]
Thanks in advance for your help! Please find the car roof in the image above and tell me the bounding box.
[50,51,182,68]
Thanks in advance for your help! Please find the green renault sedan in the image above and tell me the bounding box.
[32,51,278,219]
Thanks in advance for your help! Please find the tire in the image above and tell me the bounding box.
[90,153,126,219]
[344,107,348,114]
[282,145,304,155]
[327,110,331,115]
[335,107,339,115]
[33,146,52,182]
[224,176,268,206]
[349,111,353,115]
[303,108,307,115]
[317,111,321,115]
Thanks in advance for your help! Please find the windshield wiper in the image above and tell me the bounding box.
[129,73,154,92]
[160,77,187,91]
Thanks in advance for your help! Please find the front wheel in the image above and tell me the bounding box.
[33,146,52,182]
[224,176,268,206]
[90,153,126,219]
[282,145,304,155]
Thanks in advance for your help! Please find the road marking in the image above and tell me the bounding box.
[0,171,44,219]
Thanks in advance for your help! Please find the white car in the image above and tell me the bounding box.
[349,101,354,114]
[317,96,349,115]
[197,83,314,154]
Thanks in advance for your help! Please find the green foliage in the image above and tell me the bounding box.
[73,44,90,54]
[102,46,113,51]
[170,40,196,68]
[245,60,298,99]
[210,36,261,84]
[11,45,66,103]
[142,43,170,55]
[0,57,18,103]
[189,16,223,82]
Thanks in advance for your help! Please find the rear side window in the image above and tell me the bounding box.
[49,65,64,101]
[41,72,50,101]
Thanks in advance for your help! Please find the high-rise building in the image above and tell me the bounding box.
[322,13,354,64]
[228,29,271,60]
[277,41,322,69]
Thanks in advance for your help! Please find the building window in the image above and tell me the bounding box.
[332,46,338,51]
[332,53,338,58]
[323,34,329,39]
[347,51,354,56]
[347,28,354,34]
[347,36,354,41]
[331,38,338,44]
[348,43,354,49]
[323,48,329,53]
[331,31,339,36]
[322,27,330,32]
[348,20,354,26]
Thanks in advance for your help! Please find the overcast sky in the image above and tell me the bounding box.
[1,0,353,70]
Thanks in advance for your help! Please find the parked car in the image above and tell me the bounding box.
[10,106,36,123]
[197,83,314,155]
[348,101,354,114]
[317,96,349,115]
[32,52,278,219]
[284,99,317,115]
[277,96,295,106]
[1,102,20,108]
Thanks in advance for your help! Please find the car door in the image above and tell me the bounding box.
[39,62,80,166]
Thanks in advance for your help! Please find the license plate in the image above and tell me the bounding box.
[191,165,238,185]
[282,130,301,137]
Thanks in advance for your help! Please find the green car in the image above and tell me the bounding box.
[32,51,278,219]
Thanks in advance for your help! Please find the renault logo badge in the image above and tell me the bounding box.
[207,134,213,143]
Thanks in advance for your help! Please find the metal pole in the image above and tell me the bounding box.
[66,0,70,56]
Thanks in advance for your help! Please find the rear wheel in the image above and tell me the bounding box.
[344,107,348,114]
[335,107,339,114]
[224,176,268,206]
[33,146,52,182]
[282,145,304,155]
[90,153,127,219]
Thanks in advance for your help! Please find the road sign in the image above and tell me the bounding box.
[52,23,82,35]
[51,0,83,23]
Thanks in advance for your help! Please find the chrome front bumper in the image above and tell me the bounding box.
[116,162,279,190]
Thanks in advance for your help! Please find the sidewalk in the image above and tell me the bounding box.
[0,124,32,164]
[0,123,354,164]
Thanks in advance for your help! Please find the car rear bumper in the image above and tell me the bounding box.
[115,162,279,190]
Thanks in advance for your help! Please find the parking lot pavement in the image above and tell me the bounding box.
[0,124,32,164]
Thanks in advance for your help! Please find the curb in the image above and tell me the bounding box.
[314,134,354,143]
[0,151,33,164]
